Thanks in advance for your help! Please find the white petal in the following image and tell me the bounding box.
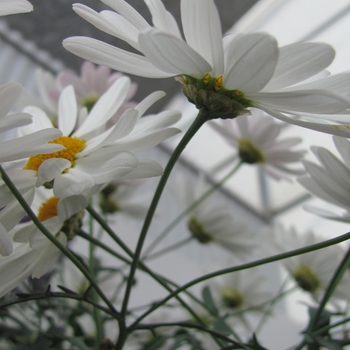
[139,29,211,77]
[134,91,165,118]
[119,158,163,179]
[63,37,172,78]
[263,42,335,91]
[0,0,33,16]
[36,158,71,187]
[58,85,78,136]
[145,0,181,37]
[333,136,350,168]
[224,33,278,92]
[0,113,32,134]
[0,82,22,117]
[251,89,350,114]
[53,170,95,199]
[181,0,224,76]
[20,106,53,135]
[0,222,12,256]
[58,195,88,221]
[303,204,350,223]
[76,77,131,136]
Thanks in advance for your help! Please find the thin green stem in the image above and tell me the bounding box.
[144,236,193,261]
[0,165,118,316]
[142,161,242,258]
[131,230,350,327]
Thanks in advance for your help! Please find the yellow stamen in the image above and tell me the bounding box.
[24,136,86,171]
[233,90,243,96]
[37,196,60,222]
[203,73,211,84]
[214,76,223,91]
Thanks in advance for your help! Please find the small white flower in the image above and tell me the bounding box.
[64,0,350,136]
[210,110,306,181]
[298,136,350,222]
[20,77,181,199]
[268,225,350,302]
[178,174,256,260]
[0,0,32,16]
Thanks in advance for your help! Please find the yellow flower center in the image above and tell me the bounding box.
[238,138,265,164]
[24,136,86,172]
[292,264,320,293]
[37,196,60,222]
[221,287,245,309]
[188,216,213,243]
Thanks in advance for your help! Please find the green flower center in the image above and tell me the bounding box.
[187,216,213,243]
[221,287,245,309]
[82,95,98,112]
[292,265,320,293]
[99,184,120,214]
[238,138,265,164]
[178,74,253,120]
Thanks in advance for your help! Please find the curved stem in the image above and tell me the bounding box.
[142,161,242,258]
[0,165,118,316]
[131,230,350,327]
[121,110,208,318]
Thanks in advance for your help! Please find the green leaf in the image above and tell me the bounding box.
[213,317,232,336]
[202,285,218,314]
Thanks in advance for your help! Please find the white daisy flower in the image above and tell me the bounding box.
[19,76,181,199]
[0,82,63,163]
[178,174,256,260]
[64,0,350,137]
[33,62,137,117]
[268,225,350,302]
[210,110,306,181]
[298,136,350,222]
[0,0,32,16]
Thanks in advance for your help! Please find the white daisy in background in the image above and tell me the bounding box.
[64,0,350,136]
[32,61,137,118]
[0,0,32,16]
[210,110,306,181]
[298,136,350,222]
[19,76,181,200]
[268,225,350,302]
[178,174,256,260]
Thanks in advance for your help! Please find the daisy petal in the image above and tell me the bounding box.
[0,113,32,134]
[58,195,88,221]
[58,85,78,136]
[36,158,71,187]
[0,0,33,16]
[134,91,165,118]
[139,29,212,77]
[0,82,22,117]
[20,106,53,135]
[63,37,172,78]
[303,204,350,223]
[264,42,335,91]
[224,33,278,92]
[0,222,12,256]
[181,0,224,76]
[333,136,350,168]
[119,159,163,179]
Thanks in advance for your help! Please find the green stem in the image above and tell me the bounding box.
[0,165,118,317]
[142,161,242,258]
[308,245,350,333]
[131,230,350,327]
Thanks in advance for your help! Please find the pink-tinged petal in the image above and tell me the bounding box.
[36,158,71,187]
[224,33,278,93]
[119,159,163,179]
[0,0,32,16]
[101,0,150,30]
[73,4,140,50]
[75,76,131,137]
[58,195,88,221]
[139,29,212,77]
[257,104,350,138]
[0,223,12,256]
[0,82,22,117]
[53,169,95,199]
[134,91,165,118]
[58,85,78,136]
[0,129,64,163]
[0,113,32,134]
[20,106,53,135]
[58,71,86,98]
[63,37,171,78]
[181,0,224,76]
[145,0,181,37]
[263,42,335,91]
[250,89,350,114]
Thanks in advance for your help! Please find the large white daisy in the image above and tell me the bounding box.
[210,110,306,181]
[63,0,350,136]
[298,136,350,222]
[0,0,32,16]
[20,76,181,199]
